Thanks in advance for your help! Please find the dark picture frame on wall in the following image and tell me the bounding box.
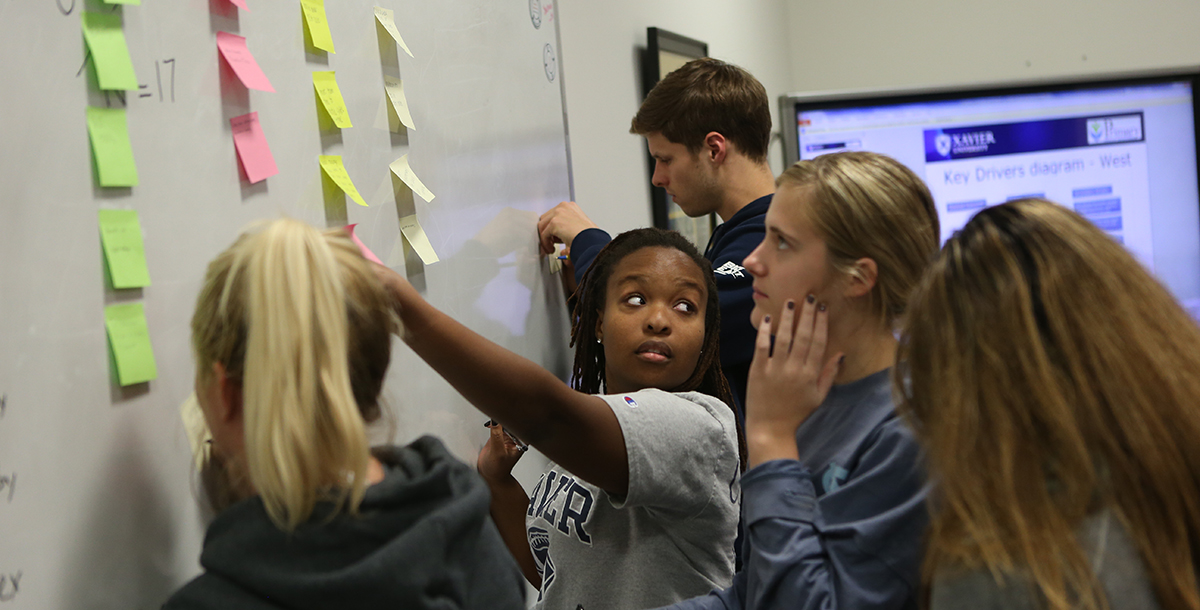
[642,27,716,250]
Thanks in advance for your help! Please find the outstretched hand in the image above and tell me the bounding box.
[744,296,843,469]
[537,201,599,255]
[477,422,527,484]
[372,262,416,310]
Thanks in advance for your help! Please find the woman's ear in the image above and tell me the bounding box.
[843,258,878,299]
[594,314,604,344]
[211,362,244,424]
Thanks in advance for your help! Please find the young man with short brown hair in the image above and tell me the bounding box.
[539,57,776,416]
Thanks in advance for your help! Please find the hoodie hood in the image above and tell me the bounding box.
[164,435,526,610]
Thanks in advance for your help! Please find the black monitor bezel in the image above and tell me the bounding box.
[780,70,1200,178]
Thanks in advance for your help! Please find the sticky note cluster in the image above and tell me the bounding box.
[214,28,277,184]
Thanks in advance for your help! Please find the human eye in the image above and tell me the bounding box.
[774,235,790,250]
[674,300,697,314]
[624,294,646,306]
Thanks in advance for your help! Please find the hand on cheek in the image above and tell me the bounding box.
[744,296,844,469]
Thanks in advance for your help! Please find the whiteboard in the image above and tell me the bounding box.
[0,0,572,607]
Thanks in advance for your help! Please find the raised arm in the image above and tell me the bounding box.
[477,424,541,587]
[375,264,629,495]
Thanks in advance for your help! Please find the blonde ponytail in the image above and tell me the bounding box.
[192,218,396,531]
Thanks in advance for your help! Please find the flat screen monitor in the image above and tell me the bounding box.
[781,72,1200,321]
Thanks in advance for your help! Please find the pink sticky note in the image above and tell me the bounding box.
[346,224,384,265]
[227,0,249,10]
[230,112,278,183]
[216,32,274,92]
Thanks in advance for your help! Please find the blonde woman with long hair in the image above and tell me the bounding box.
[163,218,525,610]
[899,198,1200,610]
[664,151,940,610]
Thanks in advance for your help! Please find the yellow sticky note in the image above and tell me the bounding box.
[383,76,416,131]
[399,214,439,264]
[98,209,151,288]
[104,0,141,4]
[81,11,139,91]
[300,0,335,53]
[86,107,139,187]
[312,71,352,129]
[104,302,157,386]
[374,7,413,58]
[319,155,367,206]
[389,155,436,203]
[180,393,212,471]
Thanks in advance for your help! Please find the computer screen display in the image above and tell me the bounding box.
[784,74,1200,320]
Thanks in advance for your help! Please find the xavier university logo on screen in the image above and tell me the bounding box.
[928,128,998,160]
[935,132,952,158]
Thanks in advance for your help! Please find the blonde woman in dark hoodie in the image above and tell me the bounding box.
[163,218,525,610]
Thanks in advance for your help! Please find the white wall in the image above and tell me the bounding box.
[783,0,1200,93]
[554,0,1200,235]
[555,0,793,235]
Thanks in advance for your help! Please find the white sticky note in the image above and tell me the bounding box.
[399,214,439,264]
[389,155,435,203]
[180,393,212,471]
[549,244,565,274]
[383,76,416,131]
[374,7,413,57]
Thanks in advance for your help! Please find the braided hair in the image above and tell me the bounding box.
[569,228,746,468]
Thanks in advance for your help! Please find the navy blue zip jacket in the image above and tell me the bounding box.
[569,194,771,415]
[657,368,930,610]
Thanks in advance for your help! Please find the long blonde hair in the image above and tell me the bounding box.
[777,151,940,329]
[191,218,397,531]
[898,198,1200,610]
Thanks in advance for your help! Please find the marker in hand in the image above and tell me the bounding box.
[484,420,529,452]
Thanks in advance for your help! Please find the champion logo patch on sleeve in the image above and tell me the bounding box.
[714,261,746,278]
[623,396,638,408]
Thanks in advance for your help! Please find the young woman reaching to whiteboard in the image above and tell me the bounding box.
[164,219,525,610]
[375,228,744,610]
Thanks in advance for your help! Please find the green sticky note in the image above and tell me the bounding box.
[81,11,139,91]
[86,107,139,187]
[104,303,157,386]
[98,209,151,288]
[300,0,335,53]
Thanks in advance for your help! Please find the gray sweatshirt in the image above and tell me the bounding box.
[931,509,1166,610]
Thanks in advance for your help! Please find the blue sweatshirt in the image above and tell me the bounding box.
[657,368,930,610]
[569,194,771,415]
